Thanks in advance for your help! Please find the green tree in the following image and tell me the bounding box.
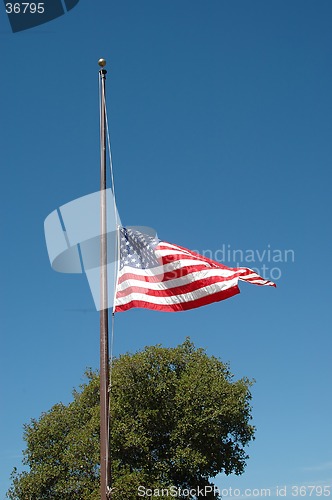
[7,339,255,499]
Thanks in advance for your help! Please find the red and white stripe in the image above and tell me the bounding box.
[114,241,275,313]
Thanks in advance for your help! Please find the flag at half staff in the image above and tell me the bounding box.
[114,227,276,313]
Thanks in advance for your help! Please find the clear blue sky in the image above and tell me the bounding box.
[1,1,331,498]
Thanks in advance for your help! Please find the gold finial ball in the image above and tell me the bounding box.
[98,58,107,68]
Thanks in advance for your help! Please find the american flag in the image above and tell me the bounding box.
[114,227,275,313]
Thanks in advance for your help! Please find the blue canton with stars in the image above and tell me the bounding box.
[119,227,161,270]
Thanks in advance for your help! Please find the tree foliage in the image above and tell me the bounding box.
[8,339,255,499]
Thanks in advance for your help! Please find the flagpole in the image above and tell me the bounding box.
[98,58,111,500]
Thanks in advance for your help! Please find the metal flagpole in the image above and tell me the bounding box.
[98,58,111,500]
